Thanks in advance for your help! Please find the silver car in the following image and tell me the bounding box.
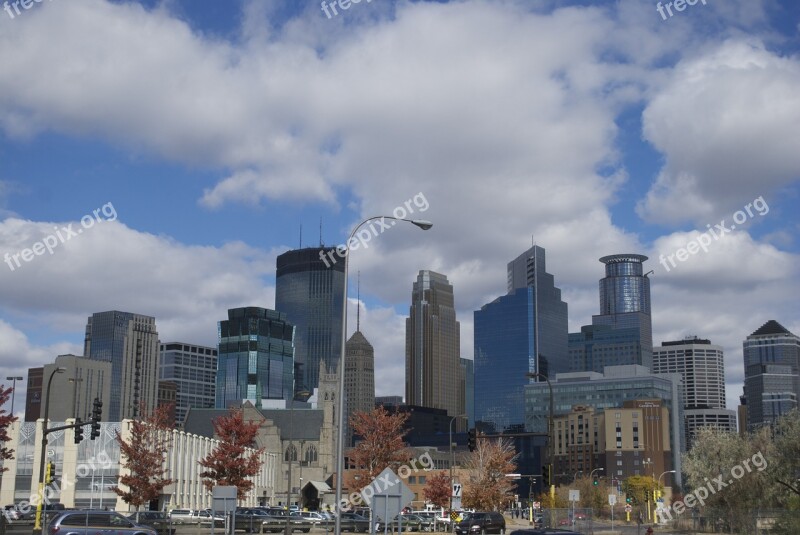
[48,511,158,535]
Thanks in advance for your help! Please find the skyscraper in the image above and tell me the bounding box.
[215,307,295,409]
[84,311,160,421]
[743,320,800,430]
[474,246,568,433]
[159,342,218,425]
[275,247,345,394]
[570,254,653,372]
[653,336,736,449]
[344,311,375,445]
[405,270,463,420]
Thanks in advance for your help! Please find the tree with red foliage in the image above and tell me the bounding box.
[423,471,452,508]
[112,403,174,511]
[462,436,517,511]
[346,406,410,491]
[0,386,17,474]
[199,408,264,500]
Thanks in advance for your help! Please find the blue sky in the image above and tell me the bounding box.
[1,0,799,413]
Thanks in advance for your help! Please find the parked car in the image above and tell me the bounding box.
[47,510,158,535]
[338,512,371,533]
[509,530,580,535]
[126,511,176,535]
[454,512,506,535]
[410,512,437,532]
[298,511,327,525]
[376,513,423,532]
[235,508,281,533]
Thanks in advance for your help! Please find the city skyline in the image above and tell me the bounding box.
[0,0,798,416]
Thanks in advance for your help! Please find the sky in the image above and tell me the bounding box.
[0,0,798,417]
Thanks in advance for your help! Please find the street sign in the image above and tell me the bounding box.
[625,504,632,513]
[452,483,462,497]
[370,467,415,526]
[568,490,580,502]
[608,494,617,506]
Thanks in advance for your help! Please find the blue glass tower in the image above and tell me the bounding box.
[215,307,295,409]
[474,246,568,433]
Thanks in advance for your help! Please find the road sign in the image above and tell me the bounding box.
[608,494,617,506]
[532,502,541,509]
[625,504,632,513]
[369,467,415,524]
[452,483,462,497]
[568,489,580,502]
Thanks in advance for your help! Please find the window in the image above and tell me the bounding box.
[285,444,297,462]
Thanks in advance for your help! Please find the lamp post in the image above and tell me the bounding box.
[655,470,675,523]
[334,216,432,535]
[5,376,23,416]
[449,414,466,534]
[589,467,604,482]
[33,366,65,534]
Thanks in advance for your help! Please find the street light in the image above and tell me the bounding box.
[5,376,23,416]
[655,470,676,523]
[449,414,466,534]
[334,216,433,535]
[33,366,65,534]
[590,467,604,486]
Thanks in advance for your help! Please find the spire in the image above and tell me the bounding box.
[356,270,361,332]
[319,217,323,247]
[299,224,302,248]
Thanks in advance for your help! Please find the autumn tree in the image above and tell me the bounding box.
[199,408,264,500]
[346,406,410,491]
[423,471,452,508]
[462,436,517,511]
[0,386,17,475]
[112,403,174,512]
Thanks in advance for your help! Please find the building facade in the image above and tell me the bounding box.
[84,311,160,421]
[159,342,218,425]
[216,307,295,409]
[743,320,800,430]
[40,355,112,423]
[344,329,375,446]
[275,247,345,395]
[460,358,474,428]
[405,271,464,422]
[653,337,736,448]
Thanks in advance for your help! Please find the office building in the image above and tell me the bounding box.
[84,311,160,421]
[474,246,568,433]
[405,271,464,422]
[375,396,403,408]
[524,365,684,485]
[216,307,295,409]
[653,337,736,448]
[24,367,43,422]
[743,320,800,430]
[344,319,375,445]
[572,255,653,372]
[460,358,474,428]
[159,342,218,425]
[275,247,345,395]
[26,355,111,423]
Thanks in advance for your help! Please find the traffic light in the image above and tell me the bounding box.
[90,398,102,440]
[541,465,550,487]
[625,496,632,504]
[467,428,477,452]
[593,479,599,486]
[74,418,84,444]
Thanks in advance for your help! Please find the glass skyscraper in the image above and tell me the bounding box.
[84,311,160,422]
[743,320,800,430]
[474,246,569,433]
[215,307,295,409]
[275,247,345,394]
[159,342,218,425]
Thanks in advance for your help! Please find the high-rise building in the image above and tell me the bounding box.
[216,307,295,409]
[570,254,653,373]
[27,355,112,422]
[474,246,568,433]
[24,367,43,422]
[653,337,736,449]
[743,320,800,430]
[344,319,375,445]
[460,358,474,428]
[84,311,160,421]
[405,270,463,421]
[159,342,218,425]
[275,247,345,395]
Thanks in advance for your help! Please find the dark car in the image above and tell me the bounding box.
[47,510,158,535]
[126,511,176,535]
[509,530,580,535]
[338,512,371,533]
[454,512,506,535]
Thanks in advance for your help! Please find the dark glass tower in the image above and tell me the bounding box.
[474,246,569,433]
[215,307,295,408]
[84,311,160,421]
[275,247,345,394]
[743,320,800,430]
[589,254,653,370]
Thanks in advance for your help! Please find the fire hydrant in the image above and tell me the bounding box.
[646,527,654,535]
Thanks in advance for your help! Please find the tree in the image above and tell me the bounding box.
[0,386,17,473]
[423,471,452,508]
[112,403,174,511]
[768,409,800,498]
[346,406,410,490]
[199,408,264,500]
[462,436,517,511]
